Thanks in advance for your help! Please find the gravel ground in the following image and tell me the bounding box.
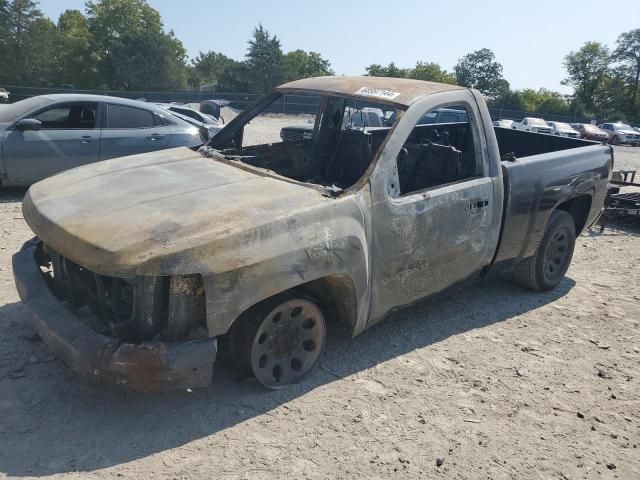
[0,139,639,479]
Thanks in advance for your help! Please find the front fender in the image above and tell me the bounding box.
[202,189,372,336]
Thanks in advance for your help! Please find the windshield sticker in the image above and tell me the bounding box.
[355,87,400,100]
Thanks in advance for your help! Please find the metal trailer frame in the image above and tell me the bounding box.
[599,170,640,232]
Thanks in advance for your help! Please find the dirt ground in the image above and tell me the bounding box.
[0,145,639,480]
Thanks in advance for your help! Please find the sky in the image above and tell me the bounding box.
[40,0,640,94]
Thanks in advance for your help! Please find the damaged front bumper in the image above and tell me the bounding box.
[12,242,217,392]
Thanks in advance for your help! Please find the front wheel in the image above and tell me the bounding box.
[611,136,619,145]
[230,294,326,389]
[514,210,576,291]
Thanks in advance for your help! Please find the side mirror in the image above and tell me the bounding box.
[16,118,42,131]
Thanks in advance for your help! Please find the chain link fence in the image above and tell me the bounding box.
[0,85,324,114]
[1,84,601,123]
[486,106,596,125]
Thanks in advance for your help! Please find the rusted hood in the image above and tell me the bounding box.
[23,147,331,276]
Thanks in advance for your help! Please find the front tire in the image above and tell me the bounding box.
[514,210,576,291]
[229,293,326,389]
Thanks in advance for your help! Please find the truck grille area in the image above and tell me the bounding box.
[37,243,206,343]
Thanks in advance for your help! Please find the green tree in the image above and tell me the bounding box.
[0,0,10,79]
[86,0,161,51]
[1,0,43,83]
[365,61,456,84]
[282,49,333,82]
[56,9,96,87]
[193,51,239,87]
[21,17,59,85]
[191,50,251,92]
[365,62,408,78]
[454,48,508,97]
[0,0,60,85]
[0,0,9,39]
[110,29,187,90]
[591,73,629,121]
[245,24,283,92]
[408,61,456,84]
[562,41,610,112]
[86,0,167,87]
[612,29,640,115]
[519,88,571,115]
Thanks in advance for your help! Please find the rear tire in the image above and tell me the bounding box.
[514,210,576,291]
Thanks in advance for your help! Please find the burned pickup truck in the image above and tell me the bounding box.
[13,77,612,391]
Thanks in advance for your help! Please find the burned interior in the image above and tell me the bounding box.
[203,92,482,196]
[203,92,401,192]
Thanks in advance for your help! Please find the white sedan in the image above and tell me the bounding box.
[546,121,580,138]
[514,117,553,135]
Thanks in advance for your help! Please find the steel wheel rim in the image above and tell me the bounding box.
[250,298,325,389]
[545,227,570,280]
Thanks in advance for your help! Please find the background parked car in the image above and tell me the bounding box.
[0,94,202,186]
[493,119,517,128]
[571,123,609,142]
[418,107,468,125]
[546,121,580,138]
[280,106,387,143]
[598,122,640,145]
[158,104,224,139]
[0,88,9,103]
[514,117,553,134]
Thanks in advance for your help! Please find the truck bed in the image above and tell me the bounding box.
[494,126,596,159]
[491,128,613,272]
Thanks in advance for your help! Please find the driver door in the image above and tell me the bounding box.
[3,101,101,184]
[368,92,501,324]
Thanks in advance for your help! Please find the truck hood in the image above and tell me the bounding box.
[23,147,331,276]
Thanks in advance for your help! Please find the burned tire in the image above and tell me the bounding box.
[229,293,326,389]
[514,210,576,291]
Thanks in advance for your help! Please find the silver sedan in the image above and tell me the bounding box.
[0,94,204,186]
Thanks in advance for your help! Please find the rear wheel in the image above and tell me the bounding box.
[230,293,326,389]
[514,210,576,291]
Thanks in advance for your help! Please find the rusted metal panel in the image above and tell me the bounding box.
[166,275,206,340]
[277,76,464,108]
[13,244,217,392]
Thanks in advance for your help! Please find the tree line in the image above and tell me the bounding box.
[0,0,334,93]
[0,0,638,123]
[367,38,640,124]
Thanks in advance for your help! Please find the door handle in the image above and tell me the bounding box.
[81,135,92,144]
[146,133,166,141]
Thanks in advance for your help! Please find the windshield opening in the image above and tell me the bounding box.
[0,96,52,123]
[205,92,401,194]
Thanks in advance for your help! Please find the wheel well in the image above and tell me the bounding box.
[297,275,358,333]
[556,195,592,234]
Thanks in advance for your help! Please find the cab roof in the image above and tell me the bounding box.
[277,76,465,108]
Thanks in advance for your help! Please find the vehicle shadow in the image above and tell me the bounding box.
[586,219,640,237]
[0,187,27,204]
[0,276,575,476]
